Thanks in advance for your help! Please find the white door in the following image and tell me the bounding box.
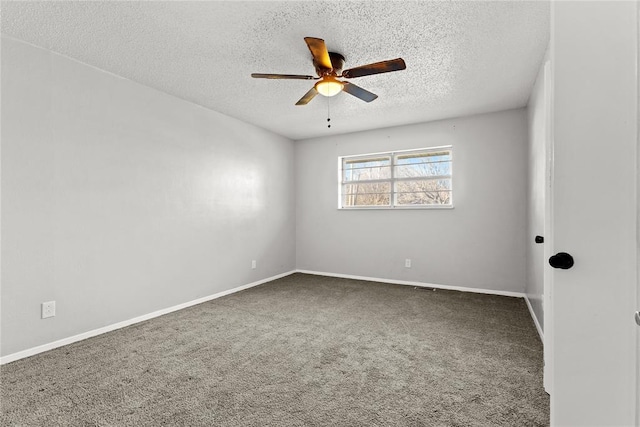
[550,2,638,425]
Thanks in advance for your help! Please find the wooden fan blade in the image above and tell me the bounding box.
[252,73,316,80]
[342,82,378,102]
[342,58,406,79]
[304,37,333,70]
[295,87,318,106]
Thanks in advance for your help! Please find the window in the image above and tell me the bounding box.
[339,147,452,209]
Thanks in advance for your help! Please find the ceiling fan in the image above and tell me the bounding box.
[251,37,406,105]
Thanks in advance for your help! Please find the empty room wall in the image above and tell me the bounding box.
[295,109,528,293]
[525,52,549,332]
[1,37,296,358]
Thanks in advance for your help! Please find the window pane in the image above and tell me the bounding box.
[342,182,391,207]
[395,179,452,205]
[396,191,451,205]
[343,157,391,181]
[343,182,391,196]
[394,151,451,178]
[396,179,451,192]
[347,193,391,207]
[395,162,451,178]
[344,157,391,167]
[396,151,451,165]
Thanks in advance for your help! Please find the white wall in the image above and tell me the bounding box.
[0,37,296,357]
[295,109,528,293]
[526,51,549,332]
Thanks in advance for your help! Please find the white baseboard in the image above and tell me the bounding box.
[524,295,544,341]
[0,270,295,365]
[1,270,539,365]
[295,269,526,298]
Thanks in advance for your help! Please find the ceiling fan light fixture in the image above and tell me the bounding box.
[252,37,404,105]
[315,76,344,97]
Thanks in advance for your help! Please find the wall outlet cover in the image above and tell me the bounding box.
[42,301,56,319]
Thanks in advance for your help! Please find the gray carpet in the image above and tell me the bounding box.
[1,273,549,426]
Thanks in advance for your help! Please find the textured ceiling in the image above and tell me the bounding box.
[1,1,549,140]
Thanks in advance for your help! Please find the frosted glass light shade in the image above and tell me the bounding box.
[315,77,344,97]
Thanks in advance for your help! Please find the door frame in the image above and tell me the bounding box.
[637,3,640,424]
[542,58,553,395]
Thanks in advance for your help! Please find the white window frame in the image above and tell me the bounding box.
[338,146,453,210]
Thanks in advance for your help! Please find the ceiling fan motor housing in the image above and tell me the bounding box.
[315,52,345,76]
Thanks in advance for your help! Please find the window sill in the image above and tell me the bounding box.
[338,205,455,210]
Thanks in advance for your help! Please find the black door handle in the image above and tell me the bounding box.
[549,252,574,269]
[535,235,544,244]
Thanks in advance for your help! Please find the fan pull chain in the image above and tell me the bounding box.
[327,98,331,128]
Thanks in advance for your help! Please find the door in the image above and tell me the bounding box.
[550,2,638,425]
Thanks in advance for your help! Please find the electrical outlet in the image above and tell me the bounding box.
[251,260,257,269]
[405,259,412,268]
[42,301,56,319]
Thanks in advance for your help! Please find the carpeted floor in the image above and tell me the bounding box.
[1,273,549,426]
